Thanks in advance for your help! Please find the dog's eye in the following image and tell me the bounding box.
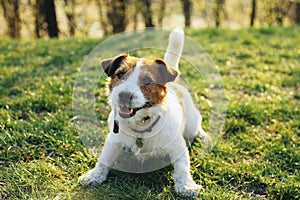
[116,72,125,79]
[141,76,153,85]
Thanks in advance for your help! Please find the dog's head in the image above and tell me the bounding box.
[101,53,179,119]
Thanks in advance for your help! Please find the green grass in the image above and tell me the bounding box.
[1,26,299,199]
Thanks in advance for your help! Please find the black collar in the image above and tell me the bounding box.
[130,115,161,133]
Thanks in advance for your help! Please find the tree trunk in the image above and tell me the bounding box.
[44,0,59,37]
[158,0,166,27]
[35,8,42,38]
[181,0,192,28]
[215,3,220,27]
[96,0,109,35]
[107,0,128,33]
[214,0,224,28]
[273,0,292,26]
[64,0,76,36]
[133,1,138,30]
[0,0,21,38]
[296,2,300,24]
[35,0,59,38]
[250,0,256,27]
[141,0,154,27]
[274,4,283,25]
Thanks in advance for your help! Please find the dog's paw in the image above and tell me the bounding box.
[175,181,202,197]
[78,168,108,186]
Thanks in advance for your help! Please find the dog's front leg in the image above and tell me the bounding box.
[173,149,202,197]
[78,136,119,185]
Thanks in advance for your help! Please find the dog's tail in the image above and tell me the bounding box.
[164,27,184,69]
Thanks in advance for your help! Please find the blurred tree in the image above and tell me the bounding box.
[274,0,292,25]
[250,0,256,27]
[158,0,166,27]
[0,0,20,38]
[181,0,192,27]
[214,0,225,28]
[35,0,59,38]
[107,0,128,33]
[132,0,138,30]
[141,0,154,27]
[296,1,300,24]
[96,0,109,35]
[264,0,293,26]
[63,0,76,36]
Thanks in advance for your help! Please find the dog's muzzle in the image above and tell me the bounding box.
[118,91,153,118]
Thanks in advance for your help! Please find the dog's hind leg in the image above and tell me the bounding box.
[183,100,212,151]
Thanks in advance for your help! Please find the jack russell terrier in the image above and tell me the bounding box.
[79,27,208,197]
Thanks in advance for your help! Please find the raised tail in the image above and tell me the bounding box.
[164,27,184,69]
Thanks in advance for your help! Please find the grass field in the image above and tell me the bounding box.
[0,26,299,199]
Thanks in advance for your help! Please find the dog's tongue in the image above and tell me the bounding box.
[119,106,133,117]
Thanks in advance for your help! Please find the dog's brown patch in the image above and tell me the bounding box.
[140,84,167,105]
[102,55,139,91]
[102,54,179,105]
[139,59,179,105]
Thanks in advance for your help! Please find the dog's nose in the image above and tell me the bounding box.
[119,92,133,104]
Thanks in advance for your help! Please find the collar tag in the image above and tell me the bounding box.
[136,138,143,148]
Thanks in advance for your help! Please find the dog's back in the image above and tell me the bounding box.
[164,28,208,143]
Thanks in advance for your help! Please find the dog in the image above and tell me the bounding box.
[79,27,208,197]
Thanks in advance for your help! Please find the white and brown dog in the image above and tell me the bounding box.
[79,28,208,197]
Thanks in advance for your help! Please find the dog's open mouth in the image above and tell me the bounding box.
[119,106,142,118]
[119,103,153,118]
[119,106,134,118]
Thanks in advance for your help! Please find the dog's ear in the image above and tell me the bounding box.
[101,54,128,77]
[153,58,179,84]
[113,120,119,134]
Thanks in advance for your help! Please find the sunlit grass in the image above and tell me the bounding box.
[1,26,299,199]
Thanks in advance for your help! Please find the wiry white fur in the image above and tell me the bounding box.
[164,27,184,69]
[110,58,146,110]
[79,28,205,197]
